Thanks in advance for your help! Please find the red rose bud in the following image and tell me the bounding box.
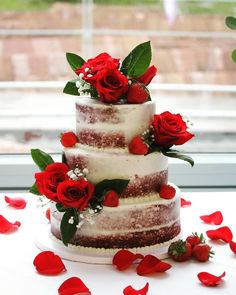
[134,65,157,85]
[60,131,78,147]
[127,82,149,104]
[159,184,176,199]
[103,190,119,207]
[128,136,149,155]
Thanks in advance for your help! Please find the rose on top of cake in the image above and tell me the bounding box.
[63,41,156,104]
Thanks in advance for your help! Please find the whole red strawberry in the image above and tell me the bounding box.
[103,190,119,207]
[186,232,206,248]
[60,131,78,147]
[168,239,192,262]
[192,243,214,262]
[159,184,176,199]
[127,82,150,104]
[128,136,149,155]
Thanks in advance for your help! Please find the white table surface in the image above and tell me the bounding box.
[1,191,236,295]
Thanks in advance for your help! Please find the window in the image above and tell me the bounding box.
[0,0,235,189]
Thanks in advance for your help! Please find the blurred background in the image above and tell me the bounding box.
[0,0,235,154]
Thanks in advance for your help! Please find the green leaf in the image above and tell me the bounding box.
[60,209,79,246]
[56,203,67,212]
[162,149,194,167]
[31,149,54,171]
[63,80,80,96]
[66,52,85,71]
[94,179,130,201]
[29,182,42,196]
[120,41,151,77]
[226,16,236,30]
[232,49,236,63]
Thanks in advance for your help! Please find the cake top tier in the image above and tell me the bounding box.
[76,97,155,149]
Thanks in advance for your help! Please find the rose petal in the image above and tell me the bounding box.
[229,240,236,254]
[33,251,66,275]
[206,226,233,243]
[45,208,51,221]
[4,195,27,209]
[58,277,91,295]
[180,198,191,207]
[136,255,172,276]
[198,271,225,287]
[123,283,149,295]
[0,215,21,233]
[200,211,223,225]
[113,250,144,271]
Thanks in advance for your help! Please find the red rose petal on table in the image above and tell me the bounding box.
[113,250,144,271]
[136,255,172,276]
[206,226,233,243]
[229,240,236,254]
[58,277,91,295]
[180,198,191,207]
[197,271,225,287]
[200,211,223,225]
[4,195,27,209]
[0,215,21,233]
[33,251,66,275]
[123,283,149,295]
[45,208,51,221]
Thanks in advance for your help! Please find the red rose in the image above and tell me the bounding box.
[75,53,119,87]
[128,136,149,155]
[35,163,69,202]
[95,68,128,103]
[134,65,157,86]
[60,131,78,148]
[57,179,94,210]
[152,111,194,149]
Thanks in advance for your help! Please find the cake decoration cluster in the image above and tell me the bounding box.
[64,41,156,104]
[129,111,195,166]
[30,148,129,245]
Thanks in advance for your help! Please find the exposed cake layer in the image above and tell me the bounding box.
[63,145,168,197]
[76,97,155,148]
[51,185,181,249]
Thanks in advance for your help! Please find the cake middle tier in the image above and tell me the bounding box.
[63,146,168,198]
[76,97,155,149]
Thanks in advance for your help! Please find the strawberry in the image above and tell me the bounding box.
[103,190,119,207]
[127,82,150,104]
[60,131,78,147]
[168,239,192,262]
[128,136,149,155]
[186,232,206,248]
[159,184,176,199]
[192,243,214,262]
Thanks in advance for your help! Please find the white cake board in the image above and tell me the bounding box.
[34,225,181,264]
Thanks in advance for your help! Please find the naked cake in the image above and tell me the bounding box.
[31,41,194,263]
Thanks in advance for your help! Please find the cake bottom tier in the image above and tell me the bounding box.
[50,184,181,262]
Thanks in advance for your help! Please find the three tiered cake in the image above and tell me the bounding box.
[31,41,194,263]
